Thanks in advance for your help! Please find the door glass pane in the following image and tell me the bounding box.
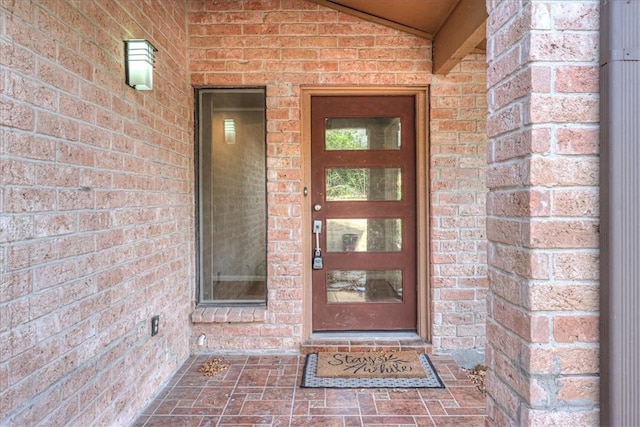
[325,118,401,150]
[326,168,401,201]
[198,89,267,304]
[326,219,402,252]
[326,270,403,303]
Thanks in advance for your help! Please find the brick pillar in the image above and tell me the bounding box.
[485,1,600,425]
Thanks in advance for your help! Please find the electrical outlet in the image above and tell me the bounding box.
[151,315,159,336]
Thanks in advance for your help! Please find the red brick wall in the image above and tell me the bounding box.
[0,1,193,425]
[485,1,600,425]
[189,0,488,352]
[431,59,488,350]
[1,0,491,424]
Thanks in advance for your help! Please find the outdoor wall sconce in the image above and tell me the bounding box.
[224,118,236,144]
[125,39,157,90]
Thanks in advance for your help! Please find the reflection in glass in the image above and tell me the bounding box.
[198,89,267,303]
[326,168,401,201]
[326,219,402,252]
[325,118,401,150]
[326,270,403,303]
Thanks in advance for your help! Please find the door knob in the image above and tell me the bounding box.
[313,204,322,211]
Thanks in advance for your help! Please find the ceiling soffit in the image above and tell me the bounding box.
[306,0,487,74]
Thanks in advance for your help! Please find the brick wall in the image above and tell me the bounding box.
[485,0,600,424]
[0,1,193,425]
[431,58,488,350]
[1,0,491,423]
[189,0,488,352]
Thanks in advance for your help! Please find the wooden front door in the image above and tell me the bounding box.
[311,95,417,331]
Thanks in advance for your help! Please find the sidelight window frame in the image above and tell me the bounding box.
[195,87,268,305]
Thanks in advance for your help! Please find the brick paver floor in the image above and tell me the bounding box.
[133,353,486,426]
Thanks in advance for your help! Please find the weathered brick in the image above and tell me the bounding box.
[527,94,599,124]
[528,32,599,62]
[487,189,550,217]
[486,368,521,421]
[493,245,550,281]
[557,127,599,154]
[1,0,194,425]
[552,252,599,281]
[526,219,599,249]
[486,218,523,246]
[557,376,599,404]
[527,284,599,312]
[487,0,600,424]
[555,65,599,93]
[552,188,599,217]
[522,407,599,427]
[490,66,551,111]
[495,298,549,343]
[1,98,36,131]
[554,315,599,343]
[486,162,527,189]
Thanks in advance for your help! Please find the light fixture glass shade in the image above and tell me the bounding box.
[224,119,236,144]
[125,39,156,90]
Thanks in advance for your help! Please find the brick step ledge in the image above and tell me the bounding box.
[300,332,433,355]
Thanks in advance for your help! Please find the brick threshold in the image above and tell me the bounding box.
[300,331,433,354]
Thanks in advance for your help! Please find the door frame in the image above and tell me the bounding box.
[300,86,430,341]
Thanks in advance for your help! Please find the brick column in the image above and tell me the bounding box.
[485,1,600,425]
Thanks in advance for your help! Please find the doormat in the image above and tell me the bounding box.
[301,351,445,389]
[317,351,426,378]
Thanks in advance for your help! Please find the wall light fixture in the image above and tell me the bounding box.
[125,39,157,90]
[224,118,236,144]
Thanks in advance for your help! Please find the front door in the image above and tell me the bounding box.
[311,95,417,331]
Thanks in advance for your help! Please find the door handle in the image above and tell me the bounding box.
[312,220,323,269]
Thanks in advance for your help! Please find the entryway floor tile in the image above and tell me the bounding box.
[133,353,486,426]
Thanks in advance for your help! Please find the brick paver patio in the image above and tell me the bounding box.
[133,353,486,426]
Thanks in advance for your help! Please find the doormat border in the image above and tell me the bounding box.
[301,352,446,389]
